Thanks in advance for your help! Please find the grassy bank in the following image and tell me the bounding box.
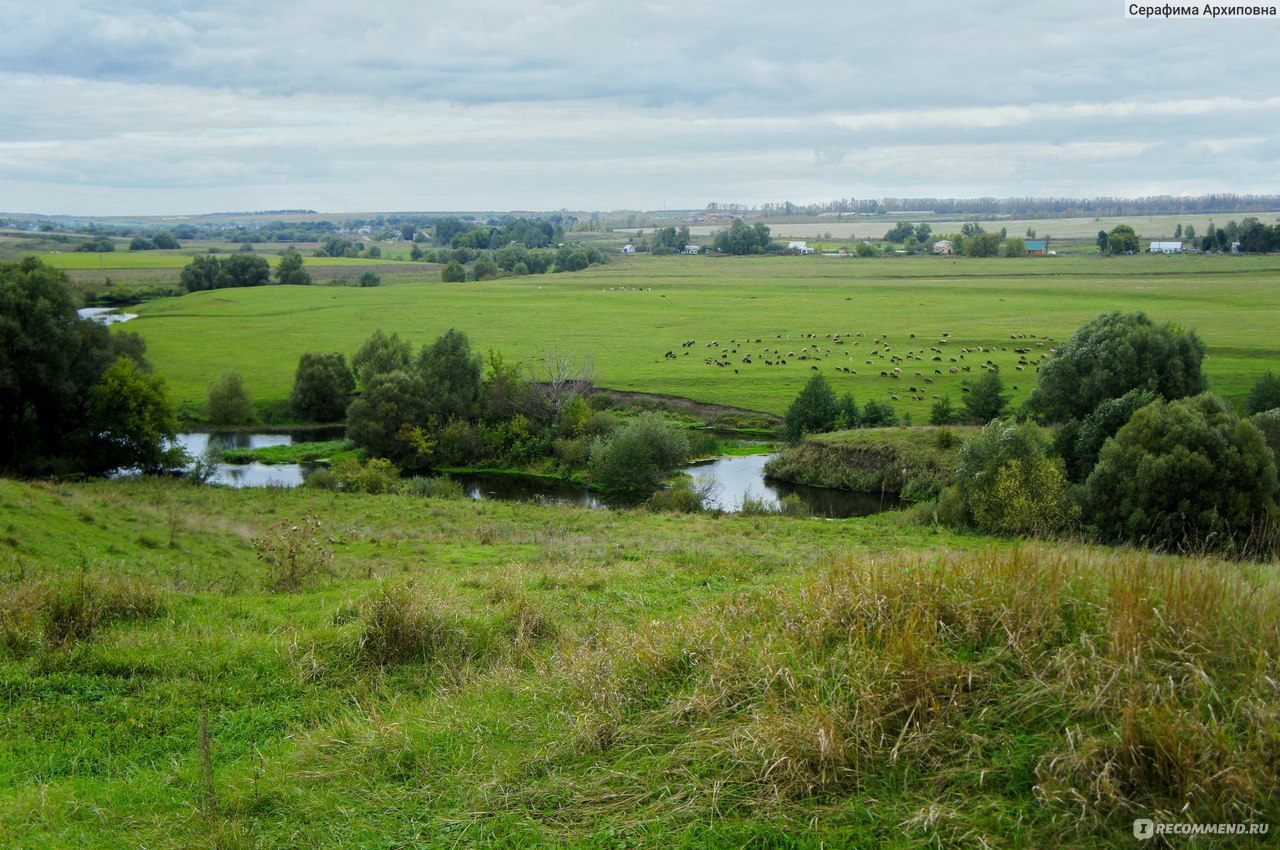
[1,476,1277,847]
[765,426,977,500]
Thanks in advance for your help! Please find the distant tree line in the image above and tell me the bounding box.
[706,194,1280,219]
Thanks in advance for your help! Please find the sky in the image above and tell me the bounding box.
[0,0,1277,216]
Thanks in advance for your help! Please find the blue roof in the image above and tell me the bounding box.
[1026,240,1047,251]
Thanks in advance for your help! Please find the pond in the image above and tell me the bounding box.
[174,433,902,517]
[78,306,138,325]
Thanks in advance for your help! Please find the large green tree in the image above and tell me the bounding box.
[784,374,839,442]
[1085,393,1277,552]
[1026,311,1206,423]
[1107,224,1140,254]
[352,329,413,386]
[0,258,179,475]
[416,328,484,423]
[290,353,355,422]
[961,371,1008,423]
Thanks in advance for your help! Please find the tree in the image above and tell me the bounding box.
[275,249,313,286]
[930,396,958,425]
[914,223,932,243]
[1245,370,1280,415]
[216,254,271,289]
[345,370,431,462]
[1054,388,1159,483]
[1107,224,1139,254]
[965,232,1001,257]
[962,371,1008,423]
[0,258,175,476]
[290,353,355,422]
[416,328,484,423]
[129,235,157,251]
[859,399,898,427]
[1084,393,1276,552]
[152,231,179,249]
[87,357,184,474]
[353,329,413,386]
[409,243,425,261]
[1002,237,1026,257]
[883,221,916,243]
[953,419,1071,535]
[358,270,381,287]
[441,260,466,282]
[1026,311,1207,423]
[1184,224,1196,241]
[473,255,499,280]
[1096,230,1109,254]
[206,370,254,424]
[180,255,222,292]
[589,414,690,503]
[712,219,773,255]
[784,374,839,442]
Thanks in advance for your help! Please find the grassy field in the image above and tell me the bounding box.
[1,476,1277,848]
[103,252,1280,419]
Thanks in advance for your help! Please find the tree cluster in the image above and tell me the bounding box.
[179,254,272,292]
[0,258,182,476]
[712,220,774,255]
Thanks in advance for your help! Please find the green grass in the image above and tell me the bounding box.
[104,252,1280,419]
[219,440,356,465]
[1,475,1277,847]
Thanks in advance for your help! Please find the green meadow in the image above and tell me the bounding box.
[2,477,1277,848]
[113,252,1280,418]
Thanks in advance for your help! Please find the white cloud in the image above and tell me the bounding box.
[0,1,1277,213]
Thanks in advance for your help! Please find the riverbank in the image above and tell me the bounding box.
[764,425,978,501]
[2,474,1275,848]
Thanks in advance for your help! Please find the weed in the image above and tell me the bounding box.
[253,515,333,592]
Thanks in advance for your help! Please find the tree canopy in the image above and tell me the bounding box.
[0,258,181,475]
[1026,311,1206,423]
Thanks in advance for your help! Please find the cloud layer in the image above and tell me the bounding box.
[1,0,1276,214]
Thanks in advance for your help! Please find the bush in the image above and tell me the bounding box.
[1250,408,1280,460]
[357,584,492,668]
[253,515,333,592]
[859,399,897,427]
[398,475,466,499]
[1084,393,1277,552]
[358,270,381,287]
[352,329,412,386]
[646,476,716,513]
[331,457,402,494]
[590,414,690,503]
[1027,311,1206,423]
[441,260,466,282]
[1054,388,1159,482]
[274,249,313,286]
[206,370,254,424]
[953,419,1072,535]
[290,352,355,422]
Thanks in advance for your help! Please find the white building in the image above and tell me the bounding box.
[683,245,701,254]
[788,241,815,254]
[621,244,636,254]
[932,240,954,255]
[1149,241,1184,253]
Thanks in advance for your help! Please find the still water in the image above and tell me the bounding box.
[77,306,138,325]
[175,433,901,517]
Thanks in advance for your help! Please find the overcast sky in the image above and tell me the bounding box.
[1,0,1276,216]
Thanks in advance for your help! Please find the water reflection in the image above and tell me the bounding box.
[687,454,902,518]
[77,306,138,325]
[173,431,321,489]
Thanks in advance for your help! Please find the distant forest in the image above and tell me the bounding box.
[709,194,1280,219]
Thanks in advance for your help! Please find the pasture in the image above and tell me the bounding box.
[119,253,1280,418]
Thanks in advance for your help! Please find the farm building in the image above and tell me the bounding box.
[788,241,815,254]
[1026,240,1047,255]
[621,244,636,254]
[932,240,954,255]
[683,245,701,255]
[1149,241,1184,253]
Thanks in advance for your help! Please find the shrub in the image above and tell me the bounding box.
[37,575,165,645]
[441,260,466,282]
[274,249,313,286]
[1249,408,1280,460]
[590,414,690,503]
[1084,393,1277,552]
[929,396,958,426]
[206,370,253,425]
[859,399,897,427]
[358,270,381,287]
[646,476,716,513]
[953,419,1071,534]
[1027,311,1206,423]
[254,515,333,592]
[290,352,355,422]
